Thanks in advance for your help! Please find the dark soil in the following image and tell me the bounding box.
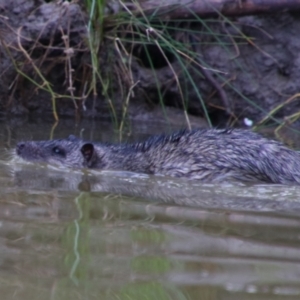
[1,0,300,128]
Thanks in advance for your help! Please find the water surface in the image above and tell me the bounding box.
[0,120,300,300]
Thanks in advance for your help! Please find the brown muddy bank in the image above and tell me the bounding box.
[0,0,300,127]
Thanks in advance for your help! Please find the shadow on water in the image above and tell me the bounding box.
[0,120,300,299]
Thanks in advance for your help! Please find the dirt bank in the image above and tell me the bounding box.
[0,0,300,128]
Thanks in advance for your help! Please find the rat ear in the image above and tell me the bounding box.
[81,143,97,167]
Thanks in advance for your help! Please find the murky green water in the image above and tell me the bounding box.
[0,120,300,300]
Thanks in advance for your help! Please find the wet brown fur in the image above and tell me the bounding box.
[16,129,300,184]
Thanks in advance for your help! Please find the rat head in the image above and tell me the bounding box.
[16,135,86,168]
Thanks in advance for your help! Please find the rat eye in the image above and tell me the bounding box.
[52,146,65,157]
